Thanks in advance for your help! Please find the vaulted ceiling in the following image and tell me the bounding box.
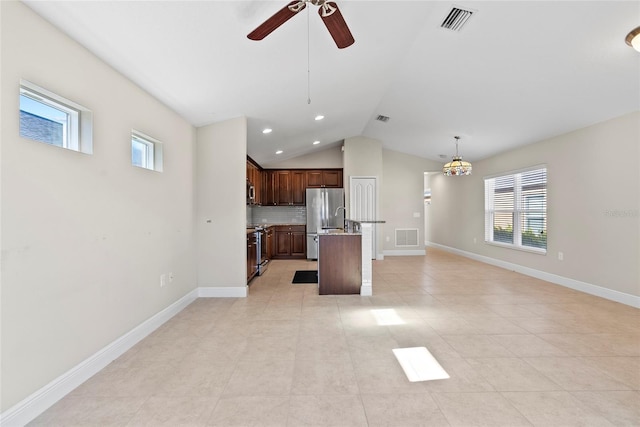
[24,1,640,166]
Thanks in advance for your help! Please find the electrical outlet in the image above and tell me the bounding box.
[473,237,477,244]
[558,252,564,261]
[386,236,390,242]
[160,274,167,287]
[413,212,420,218]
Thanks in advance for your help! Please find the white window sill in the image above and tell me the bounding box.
[485,240,547,255]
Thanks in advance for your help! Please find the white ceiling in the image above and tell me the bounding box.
[24,1,640,167]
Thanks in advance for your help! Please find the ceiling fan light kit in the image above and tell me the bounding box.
[626,26,640,52]
[247,0,354,49]
[443,136,472,176]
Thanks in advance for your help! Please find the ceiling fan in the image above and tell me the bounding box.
[247,0,355,49]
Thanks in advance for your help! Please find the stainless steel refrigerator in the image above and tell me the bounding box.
[306,188,345,259]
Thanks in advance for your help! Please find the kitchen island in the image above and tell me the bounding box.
[316,219,382,296]
[318,230,362,295]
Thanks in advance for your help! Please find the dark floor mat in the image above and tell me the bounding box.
[292,270,318,284]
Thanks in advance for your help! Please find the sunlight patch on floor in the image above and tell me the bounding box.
[392,347,450,382]
[371,308,405,325]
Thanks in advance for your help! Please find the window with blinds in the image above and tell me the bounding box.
[484,167,547,253]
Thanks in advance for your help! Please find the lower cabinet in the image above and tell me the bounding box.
[265,226,274,259]
[273,225,306,259]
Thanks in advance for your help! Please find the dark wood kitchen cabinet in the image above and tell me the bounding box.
[306,169,343,188]
[291,171,306,204]
[265,226,274,259]
[275,171,292,205]
[273,225,306,259]
[274,170,305,206]
[262,170,276,205]
[261,168,342,205]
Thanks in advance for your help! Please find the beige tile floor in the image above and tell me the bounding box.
[30,249,640,426]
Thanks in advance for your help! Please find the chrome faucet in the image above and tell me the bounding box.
[334,206,346,216]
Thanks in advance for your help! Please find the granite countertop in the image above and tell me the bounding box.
[318,229,361,236]
[345,219,386,224]
[246,223,305,230]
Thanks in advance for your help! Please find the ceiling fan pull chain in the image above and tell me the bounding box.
[307,4,311,105]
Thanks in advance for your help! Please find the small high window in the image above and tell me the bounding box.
[131,130,163,172]
[19,80,92,154]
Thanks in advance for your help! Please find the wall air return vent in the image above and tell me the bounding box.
[441,6,475,32]
[375,115,390,123]
[395,228,419,247]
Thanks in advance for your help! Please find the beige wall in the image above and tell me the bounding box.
[1,1,197,410]
[196,118,247,288]
[429,112,640,297]
[343,136,384,256]
[262,144,343,169]
[343,136,383,214]
[381,149,441,253]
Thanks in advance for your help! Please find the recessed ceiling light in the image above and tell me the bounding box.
[315,115,324,121]
[262,128,272,134]
[313,140,320,145]
[275,150,283,154]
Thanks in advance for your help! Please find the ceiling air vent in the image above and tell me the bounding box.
[440,6,475,32]
[376,115,390,123]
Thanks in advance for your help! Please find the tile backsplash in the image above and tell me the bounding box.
[248,205,306,225]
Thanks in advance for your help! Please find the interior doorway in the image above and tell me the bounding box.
[350,176,377,259]
[423,172,434,245]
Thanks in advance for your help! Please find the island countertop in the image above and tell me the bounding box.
[317,228,361,235]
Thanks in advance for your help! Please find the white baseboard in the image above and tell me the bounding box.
[383,249,426,256]
[198,286,248,298]
[427,242,640,308]
[0,289,199,427]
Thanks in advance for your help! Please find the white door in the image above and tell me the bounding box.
[350,177,377,259]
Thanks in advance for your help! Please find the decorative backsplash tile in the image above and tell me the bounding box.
[249,205,306,225]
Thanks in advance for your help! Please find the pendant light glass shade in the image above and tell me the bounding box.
[443,157,472,176]
[443,136,472,176]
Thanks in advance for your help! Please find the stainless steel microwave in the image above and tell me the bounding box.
[246,180,255,205]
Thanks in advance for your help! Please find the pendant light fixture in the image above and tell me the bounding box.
[626,26,640,52]
[443,136,472,176]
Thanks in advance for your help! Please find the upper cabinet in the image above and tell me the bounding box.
[274,170,305,206]
[257,166,343,206]
[306,169,343,188]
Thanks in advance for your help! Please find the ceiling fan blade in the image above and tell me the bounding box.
[248,1,306,41]
[318,2,354,49]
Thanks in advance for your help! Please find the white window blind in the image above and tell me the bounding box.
[484,167,547,253]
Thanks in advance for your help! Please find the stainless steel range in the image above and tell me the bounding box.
[255,227,269,275]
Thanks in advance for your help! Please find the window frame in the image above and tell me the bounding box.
[484,165,547,255]
[131,130,163,172]
[19,80,93,154]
